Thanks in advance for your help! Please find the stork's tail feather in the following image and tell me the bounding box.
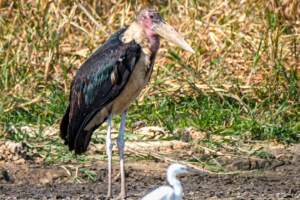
[73,116,108,155]
[60,105,107,155]
[60,105,71,146]
[74,129,93,155]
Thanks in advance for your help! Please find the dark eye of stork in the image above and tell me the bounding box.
[149,14,154,19]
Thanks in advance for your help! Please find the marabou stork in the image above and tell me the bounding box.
[60,7,194,199]
[142,163,206,200]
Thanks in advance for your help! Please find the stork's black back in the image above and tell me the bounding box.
[60,27,141,155]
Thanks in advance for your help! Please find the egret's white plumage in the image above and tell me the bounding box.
[142,163,206,200]
[142,186,174,200]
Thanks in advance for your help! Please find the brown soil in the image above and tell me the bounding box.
[1,157,300,199]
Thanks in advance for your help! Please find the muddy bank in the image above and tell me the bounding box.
[1,159,300,199]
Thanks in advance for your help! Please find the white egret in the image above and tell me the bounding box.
[142,163,206,200]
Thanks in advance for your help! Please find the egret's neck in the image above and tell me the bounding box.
[167,177,183,200]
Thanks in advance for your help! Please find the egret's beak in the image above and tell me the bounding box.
[186,168,207,175]
[152,20,195,54]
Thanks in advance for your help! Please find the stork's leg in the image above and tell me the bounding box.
[117,109,128,198]
[106,113,113,198]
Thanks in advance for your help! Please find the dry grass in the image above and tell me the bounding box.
[0,0,299,99]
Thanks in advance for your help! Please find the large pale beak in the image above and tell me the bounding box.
[152,21,195,54]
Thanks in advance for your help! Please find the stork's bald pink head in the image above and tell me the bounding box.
[137,8,162,36]
[136,8,195,54]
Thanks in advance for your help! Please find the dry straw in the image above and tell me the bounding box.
[0,0,299,100]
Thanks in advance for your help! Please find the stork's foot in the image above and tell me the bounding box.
[106,193,113,200]
[105,196,113,200]
[116,194,127,200]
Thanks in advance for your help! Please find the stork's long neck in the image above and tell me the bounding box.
[143,28,160,54]
[167,176,183,200]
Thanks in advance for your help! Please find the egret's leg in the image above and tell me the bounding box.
[106,113,113,198]
[117,110,128,198]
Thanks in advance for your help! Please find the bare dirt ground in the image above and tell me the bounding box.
[1,156,300,199]
[1,128,300,199]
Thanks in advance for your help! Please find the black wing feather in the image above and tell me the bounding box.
[60,27,141,154]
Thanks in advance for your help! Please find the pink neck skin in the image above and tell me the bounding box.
[140,20,160,54]
[144,28,160,54]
